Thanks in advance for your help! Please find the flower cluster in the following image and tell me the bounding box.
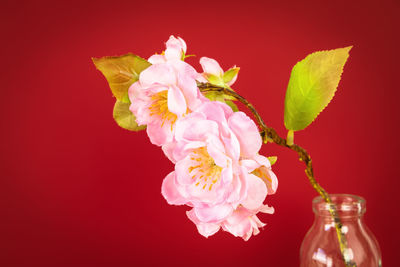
[128,36,278,241]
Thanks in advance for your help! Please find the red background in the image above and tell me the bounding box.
[1,0,399,266]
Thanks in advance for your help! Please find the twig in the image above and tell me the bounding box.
[198,82,356,267]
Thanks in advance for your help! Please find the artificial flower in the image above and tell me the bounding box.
[128,36,204,146]
[161,101,277,239]
[187,204,274,241]
[199,57,240,87]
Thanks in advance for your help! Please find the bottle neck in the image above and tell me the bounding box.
[313,194,366,222]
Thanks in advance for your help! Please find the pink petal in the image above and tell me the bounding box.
[177,72,202,110]
[139,64,176,87]
[196,223,221,238]
[266,168,278,194]
[221,207,267,241]
[248,217,262,238]
[221,132,240,162]
[161,142,176,163]
[165,35,186,60]
[131,102,151,125]
[148,54,166,64]
[206,136,227,168]
[196,101,230,125]
[175,113,219,143]
[225,171,244,205]
[162,172,187,205]
[259,204,275,214]
[175,155,195,185]
[167,85,187,117]
[252,215,266,228]
[240,159,260,173]
[199,57,224,76]
[222,210,252,239]
[228,112,262,158]
[165,36,186,61]
[194,204,233,223]
[220,162,233,184]
[196,75,208,83]
[128,81,143,100]
[253,154,271,168]
[225,207,251,225]
[177,37,187,54]
[171,141,205,163]
[146,121,173,146]
[241,173,267,210]
[175,155,221,207]
[129,85,169,126]
[165,50,181,62]
[237,170,249,205]
[185,184,219,208]
[186,209,220,238]
[168,60,198,79]
[253,155,278,194]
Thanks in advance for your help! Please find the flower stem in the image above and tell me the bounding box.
[198,82,356,267]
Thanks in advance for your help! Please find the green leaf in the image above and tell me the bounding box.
[284,46,352,131]
[223,67,240,84]
[121,92,131,104]
[113,100,146,131]
[268,156,277,166]
[92,53,151,101]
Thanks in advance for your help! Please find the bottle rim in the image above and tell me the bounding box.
[312,194,366,216]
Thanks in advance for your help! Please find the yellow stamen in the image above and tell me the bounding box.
[148,90,177,127]
[187,147,223,191]
[188,165,201,173]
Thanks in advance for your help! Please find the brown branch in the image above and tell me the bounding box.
[198,82,356,267]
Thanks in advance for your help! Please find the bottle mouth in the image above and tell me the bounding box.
[312,194,366,217]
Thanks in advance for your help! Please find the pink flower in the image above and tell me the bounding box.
[241,154,278,195]
[187,204,274,241]
[129,36,205,146]
[148,35,187,64]
[161,101,277,240]
[199,57,240,87]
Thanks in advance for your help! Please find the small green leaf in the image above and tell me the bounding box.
[182,54,196,61]
[92,53,151,100]
[284,46,352,131]
[268,156,277,165]
[113,100,146,131]
[206,73,224,86]
[225,100,239,112]
[204,91,218,101]
[223,67,240,84]
[203,91,238,111]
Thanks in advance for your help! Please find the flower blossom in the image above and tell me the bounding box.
[187,204,275,241]
[199,57,240,87]
[161,101,278,240]
[128,36,205,146]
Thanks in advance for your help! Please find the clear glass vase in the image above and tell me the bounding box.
[300,194,382,267]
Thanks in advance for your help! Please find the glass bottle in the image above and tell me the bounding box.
[300,194,382,266]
